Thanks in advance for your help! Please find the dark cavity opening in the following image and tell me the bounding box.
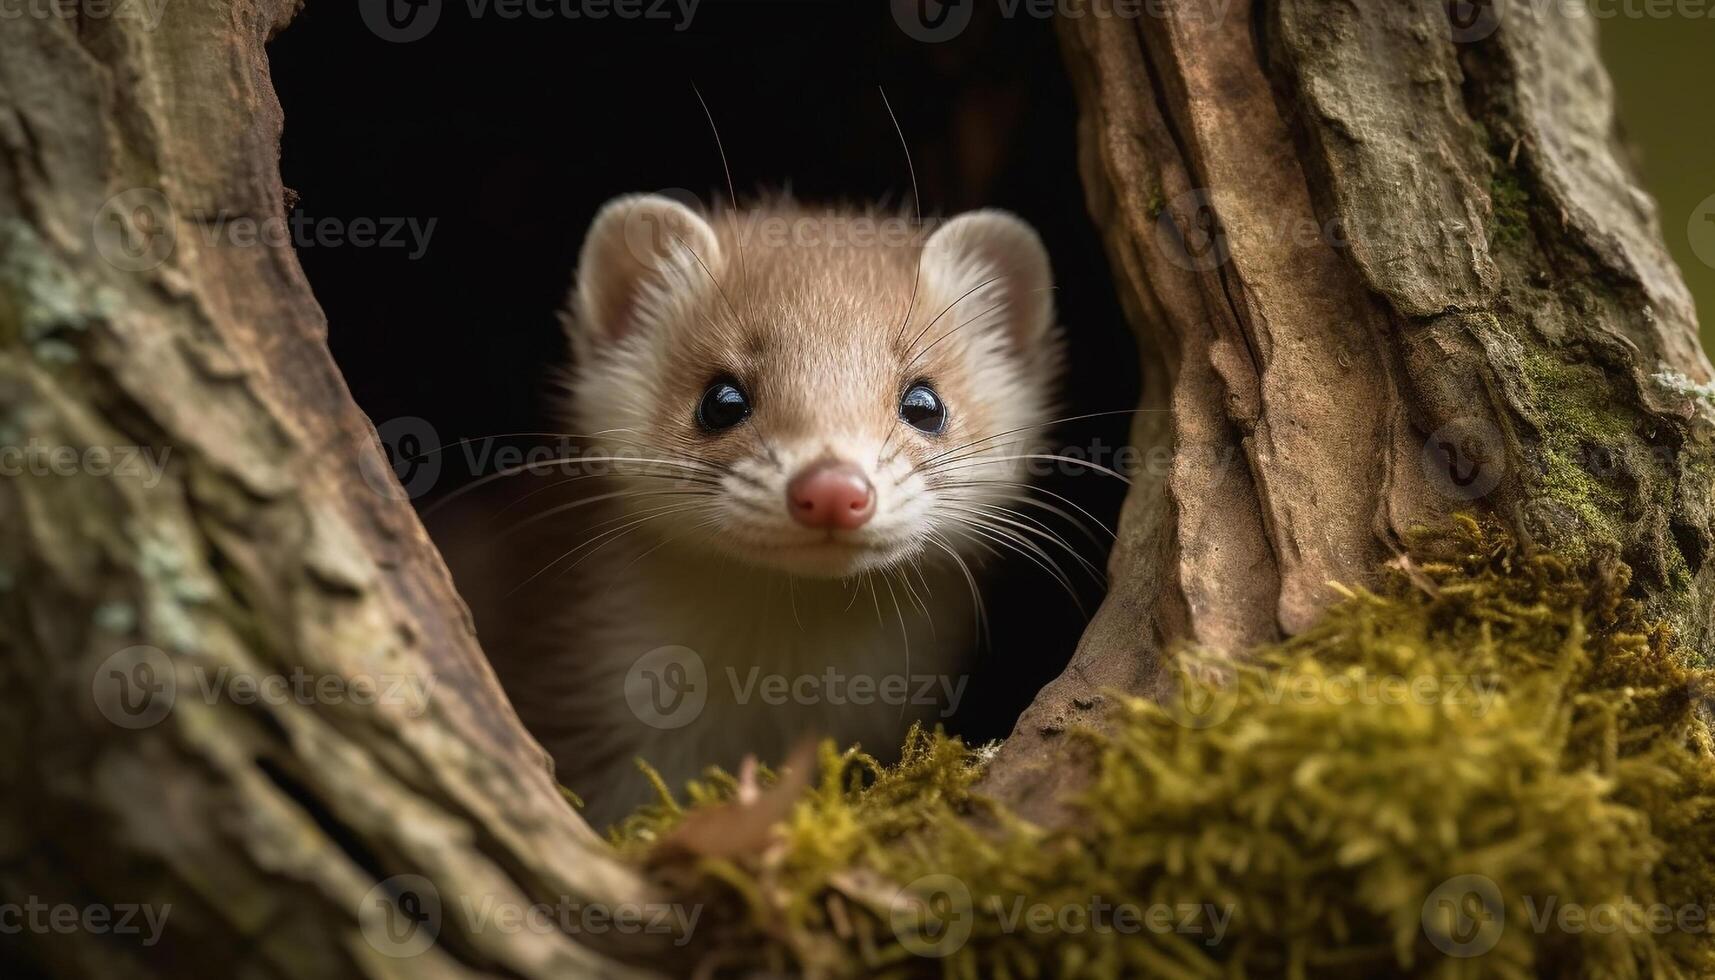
[269,0,1137,756]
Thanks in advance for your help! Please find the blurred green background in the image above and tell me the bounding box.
[1602,16,1715,355]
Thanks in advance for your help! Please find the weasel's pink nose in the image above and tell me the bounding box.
[787,461,875,530]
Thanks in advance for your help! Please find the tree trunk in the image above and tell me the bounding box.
[983,0,1715,819]
[0,4,676,976]
[1,0,1706,975]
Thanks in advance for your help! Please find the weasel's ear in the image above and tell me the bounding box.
[569,193,722,353]
[920,209,1054,354]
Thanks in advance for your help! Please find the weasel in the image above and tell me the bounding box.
[489,194,1064,826]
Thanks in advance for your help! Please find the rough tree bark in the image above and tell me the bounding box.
[983,0,1715,818]
[0,0,1707,975]
[0,3,679,976]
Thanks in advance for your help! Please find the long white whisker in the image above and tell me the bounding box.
[948,480,1116,541]
[949,502,1104,583]
[497,489,713,539]
[943,516,1086,614]
[693,83,747,308]
[918,409,1156,470]
[926,529,987,652]
[912,436,1035,476]
[882,84,924,349]
[901,296,1010,375]
[507,503,708,595]
[982,493,1106,548]
[895,564,935,636]
[423,454,723,517]
[880,572,911,721]
[904,274,1007,355]
[927,454,1133,486]
[866,572,885,632]
[488,471,715,520]
[613,512,724,580]
[554,505,716,583]
[672,231,749,336]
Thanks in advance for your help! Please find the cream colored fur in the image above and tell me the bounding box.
[494,195,1063,826]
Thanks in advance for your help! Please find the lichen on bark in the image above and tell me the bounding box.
[1268,0,1715,657]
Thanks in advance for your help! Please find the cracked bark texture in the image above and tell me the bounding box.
[984,0,1715,820]
[0,3,681,976]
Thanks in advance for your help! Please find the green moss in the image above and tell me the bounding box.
[1541,444,1626,540]
[1515,351,1642,554]
[1489,170,1532,247]
[1516,353,1632,445]
[1145,188,1166,220]
[617,519,1714,978]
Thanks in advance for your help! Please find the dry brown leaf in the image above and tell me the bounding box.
[647,740,817,866]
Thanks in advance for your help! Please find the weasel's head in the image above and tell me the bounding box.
[564,194,1062,578]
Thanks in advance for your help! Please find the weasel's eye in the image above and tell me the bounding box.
[696,378,751,432]
[899,382,947,435]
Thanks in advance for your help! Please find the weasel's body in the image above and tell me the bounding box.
[506,529,965,827]
[490,196,1062,826]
